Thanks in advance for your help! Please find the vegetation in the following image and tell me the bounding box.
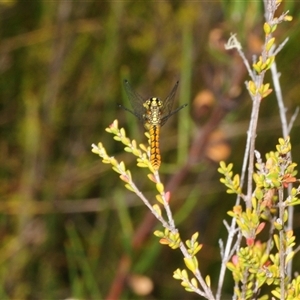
[1,0,300,299]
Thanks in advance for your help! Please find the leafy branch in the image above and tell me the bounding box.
[216,1,294,298]
[92,120,215,299]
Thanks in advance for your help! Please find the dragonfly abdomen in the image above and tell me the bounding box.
[149,124,161,170]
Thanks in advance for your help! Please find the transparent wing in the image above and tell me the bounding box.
[160,103,188,126]
[160,81,186,126]
[123,80,146,121]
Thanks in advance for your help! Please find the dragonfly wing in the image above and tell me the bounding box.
[118,104,141,119]
[161,103,188,125]
[160,103,188,126]
[160,81,180,126]
[123,80,146,121]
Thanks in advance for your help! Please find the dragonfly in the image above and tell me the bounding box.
[121,79,187,170]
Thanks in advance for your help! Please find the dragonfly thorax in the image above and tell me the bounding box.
[143,97,163,129]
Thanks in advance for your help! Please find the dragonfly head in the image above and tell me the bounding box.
[143,97,163,110]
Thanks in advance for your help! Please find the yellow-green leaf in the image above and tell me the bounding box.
[152,204,162,217]
[156,182,164,194]
[266,37,275,51]
[263,22,272,34]
[156,194,164,204]
[205,275,211,287]
[191,277,198,288]
[184,257,196,273]
[125,184,135,192]
[285,251,294,266]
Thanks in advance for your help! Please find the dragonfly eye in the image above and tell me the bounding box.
[143,100,151,109]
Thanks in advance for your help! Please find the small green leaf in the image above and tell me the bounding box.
[147,173,157,183]
[139,143,148,152]
[152,204,162,217]
[124,184,135,192]
[283,209,288,223]
[119,174,129,183]
[119,161,126,172]
[193,244,203,255]
[156,182,164,194]
[112,166,122,174]
[184,257,197,273]
[270,24,277,33]
[284,15,293,21]
[191,277,198,288]
[153,230,164,237]
[266,37,275,51]
[181,269,188,279]
[156,194,164,204]
[191,232,199,241]
[205,275,211,287]
[273,234,280,251]
[271,289,281,299]
[114,134,122,141]
[173,268,181,279]
[263,22,272,34]
[285,251,294,266]
[132,148,141,156]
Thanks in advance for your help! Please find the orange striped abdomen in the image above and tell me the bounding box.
[149,125,161,170]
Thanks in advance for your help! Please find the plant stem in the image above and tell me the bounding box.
[278,187,286,298]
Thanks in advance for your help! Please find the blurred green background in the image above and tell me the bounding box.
[1,1,300,299]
